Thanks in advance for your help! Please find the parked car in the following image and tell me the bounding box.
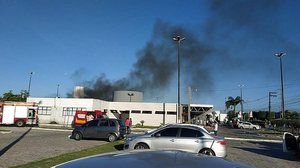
[251,120,266,128]
[283,132,300,154]
[70,118,126,142]
[238,122,261,130]
[124,124,226,157]
[53,150,252,168]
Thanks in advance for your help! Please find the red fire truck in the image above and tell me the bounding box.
[73,110,107,127]
[0,102,39,127]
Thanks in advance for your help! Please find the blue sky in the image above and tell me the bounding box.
[1,0,300,112]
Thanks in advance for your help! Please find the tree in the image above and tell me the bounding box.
[0,90,28,102]
[225,96,242,113]
[285,111,300,120]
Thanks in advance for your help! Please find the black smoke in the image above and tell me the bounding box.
[70,0,300,102]
[75,21,215,101]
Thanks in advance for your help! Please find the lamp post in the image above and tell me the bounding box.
[173,35,185,123]
[128,93,134,102]
[56,84,60,98]
[27,72,33,97]
[275,52,286,119]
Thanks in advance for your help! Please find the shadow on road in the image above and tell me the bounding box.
[236,141,300,162]
[0,127,32,157]
[114,143,124,151]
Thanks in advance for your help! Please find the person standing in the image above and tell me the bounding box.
[214,121,218,136]
[125,118,131,134]
[129,118,132,127]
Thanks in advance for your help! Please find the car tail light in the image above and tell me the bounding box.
[217,140,226,145]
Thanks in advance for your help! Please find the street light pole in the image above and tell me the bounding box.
[128,93,134,102]
[275,52,286,119]
[27,72,33,97]
[56,84,60,98]
[173,35,185,123]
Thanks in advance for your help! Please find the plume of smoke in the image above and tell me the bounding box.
[71,0,300,101]
[72,21,215,101]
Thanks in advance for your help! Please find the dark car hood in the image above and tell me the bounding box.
[53,150,253,168]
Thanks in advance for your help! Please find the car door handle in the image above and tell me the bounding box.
[195,140,200,143]
[170,139,175,142]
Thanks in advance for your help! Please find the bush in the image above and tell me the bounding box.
[135,123,141,127]
[49,121,58,124]
[271,119,300,128]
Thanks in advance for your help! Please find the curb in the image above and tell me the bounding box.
[225,137,282,143]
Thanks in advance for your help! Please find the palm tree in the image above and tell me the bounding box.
[225,96,242,113]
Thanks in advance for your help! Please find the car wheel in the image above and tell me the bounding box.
[253,127,257,130]
[108,134,117,142]
[15,120,25,127]
[200,148,215,156]
[134,143,149,149]
[74,132,82,141]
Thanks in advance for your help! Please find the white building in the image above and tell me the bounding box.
[27,97,214,127]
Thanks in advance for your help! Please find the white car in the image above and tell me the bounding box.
[124,124,226,157]
[238,122,261,130]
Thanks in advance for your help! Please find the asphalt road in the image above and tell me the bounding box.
[0,126,107,168]
[0,125,299,168]
[216,126,300,168]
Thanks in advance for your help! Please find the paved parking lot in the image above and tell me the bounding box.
[0,126,107,168]
[0,126,299,168]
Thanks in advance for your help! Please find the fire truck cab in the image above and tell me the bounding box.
[0,102,38,127]
[73,110,107,127]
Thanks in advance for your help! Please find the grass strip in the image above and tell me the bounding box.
[12,141,123,168]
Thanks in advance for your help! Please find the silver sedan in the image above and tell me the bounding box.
[124,124,226,157]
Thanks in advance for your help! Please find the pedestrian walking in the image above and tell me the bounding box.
[214,121,218,136]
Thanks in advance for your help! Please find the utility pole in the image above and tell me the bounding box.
[238,84,244,120]
[268,92,277,120]
[188,86,192,123]
[275,52,286,118]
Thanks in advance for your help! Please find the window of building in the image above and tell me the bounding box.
[167,111,177,115]
[38,106,52,115]
[120,110,129,114]
[142,111,152,114]
[62,107,86,116]
[131,110,141,114]
[110,110,118,113]
[155,111,165,114]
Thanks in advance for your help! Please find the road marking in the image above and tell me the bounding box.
[225,137,282,143]
[0,131,12,134]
